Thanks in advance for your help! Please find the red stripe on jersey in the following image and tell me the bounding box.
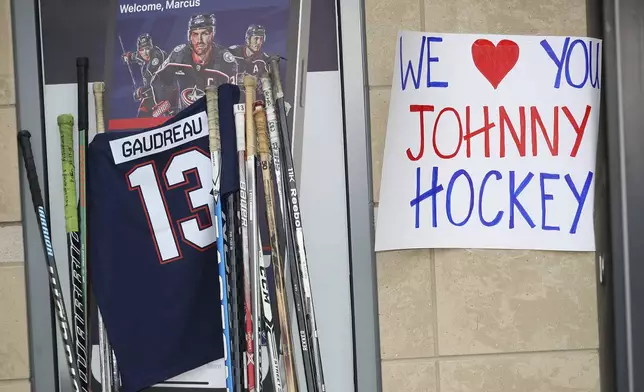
[108,117,171,131]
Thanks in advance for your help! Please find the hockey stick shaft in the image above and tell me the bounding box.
[234,102,255,392]
[226,192,244,392]
[257,80,299,392]
[18,130,81,392]
[76,57,94,391]
[93,82,106,134]
[243,75,262,392]
[58,114,90,392]
[260,73,317,392]
[93,82,109,392]
[256,101,298,391]
[118,36,138,88]
[254,104,284,392]
[206,86,234,392]
[93,81,120,392]
[270,59,326,392]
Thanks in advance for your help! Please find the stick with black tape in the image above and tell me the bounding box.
[76,57,97,391]
[261,70,317,392]
[18,130,81,392]
[270,57,326,392]
[258,74,299,392]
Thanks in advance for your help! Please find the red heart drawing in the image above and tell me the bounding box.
[471,39,520,89]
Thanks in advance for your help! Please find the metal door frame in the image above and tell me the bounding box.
[336,0,382,390]
[11,0,61,390]
[600,0,644,390]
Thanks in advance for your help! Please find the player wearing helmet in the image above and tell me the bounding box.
[149,13,238,117]
[229,24,271,92]
[121,33,167,117]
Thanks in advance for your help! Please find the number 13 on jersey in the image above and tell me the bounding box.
[126,147,217,264]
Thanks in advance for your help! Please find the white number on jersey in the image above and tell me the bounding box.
[126,147,216,263]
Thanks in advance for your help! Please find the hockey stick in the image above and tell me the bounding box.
[256,76,298,392]
[118,36,138,90]
[270,58,326,392]
[58,114,90,392]
[260,73,317,392]
[76,57,94,391]
[233,102,256,392]
[220,86,243,392]
[18,130,81,392]
[93,81,121,392]
[254,104,284,392]
[205,85,234,392]
[225,191,243,392]
[243,75,262,392]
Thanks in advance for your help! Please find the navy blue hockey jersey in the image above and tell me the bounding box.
[88,84,240,392]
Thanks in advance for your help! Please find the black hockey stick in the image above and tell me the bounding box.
[270,57,326,392]
[18,130,81,392]
[76,57,99,391]
[260,70,317,392]
[256,76,298,392]
[58,114,90,392]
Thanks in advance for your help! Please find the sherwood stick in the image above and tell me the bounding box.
[270,58,326,392]
[18,130,81,392]
[225,191,243,392]
[257,75,299,392]
[58,115,90,392]
[243,75,262,392]
[254,104,284,392]
[233,102,256,392]
[76,57,93,391]
[260,73,316,392]
[93,81,120,392]
[205,86,234,392]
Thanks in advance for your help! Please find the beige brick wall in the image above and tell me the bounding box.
[0,0,31,390]
[366,0,601,391]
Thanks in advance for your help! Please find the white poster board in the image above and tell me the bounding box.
[375,31,602,252]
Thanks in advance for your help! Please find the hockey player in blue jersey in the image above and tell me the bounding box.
[149,13,239,118]
[229,25,271,98]
[229,25,271,79]
[121,33,167,118]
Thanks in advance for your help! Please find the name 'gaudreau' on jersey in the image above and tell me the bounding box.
[87,85,240,392]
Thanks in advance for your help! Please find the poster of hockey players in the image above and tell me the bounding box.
[106,0,289,131]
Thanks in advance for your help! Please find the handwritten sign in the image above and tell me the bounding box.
[375,31,601,252]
